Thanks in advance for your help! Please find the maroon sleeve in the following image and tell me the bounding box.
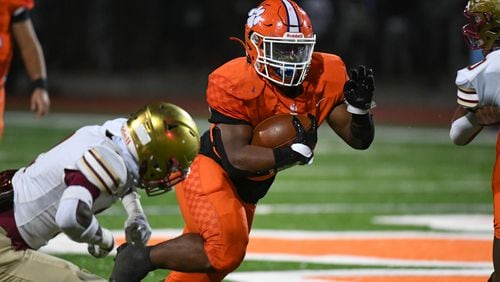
[64,169,101,200]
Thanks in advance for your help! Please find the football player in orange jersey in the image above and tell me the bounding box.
[110,0,375,281]
[0,0,50,139]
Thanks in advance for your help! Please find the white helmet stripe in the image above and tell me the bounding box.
[281,0,300,33]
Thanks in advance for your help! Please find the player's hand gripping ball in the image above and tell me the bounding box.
[251,114,316,149]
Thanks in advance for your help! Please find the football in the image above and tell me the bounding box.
[251,114,313,149]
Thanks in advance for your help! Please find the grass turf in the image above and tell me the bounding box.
[0,112,495,281]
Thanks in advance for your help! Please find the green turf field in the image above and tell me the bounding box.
[0,111,496,281]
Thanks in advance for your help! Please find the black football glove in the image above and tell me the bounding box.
[344,65,375,114]
[273,115,317,170]
[109,243,155,282]
[293,114,318,148]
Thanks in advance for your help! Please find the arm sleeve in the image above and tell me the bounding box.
[55,185,102,244]
[450,111,482,145]
[121,191,146,219]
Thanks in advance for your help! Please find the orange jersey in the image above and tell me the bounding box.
[493,130,500,238]
[0,0,33,86]
[206,52,348,127]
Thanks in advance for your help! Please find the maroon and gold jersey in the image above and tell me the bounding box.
[0,0,33,86]
[206,52,348,127]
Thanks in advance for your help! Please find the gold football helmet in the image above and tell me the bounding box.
[463,0,500,53]
[125,102,200,195]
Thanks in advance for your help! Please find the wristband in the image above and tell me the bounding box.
[273,146,297,170]
[346,100,376,114]
[30,78,48,92]
[273,145,314,170]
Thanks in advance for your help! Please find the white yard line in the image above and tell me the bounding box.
[226,268,492,282]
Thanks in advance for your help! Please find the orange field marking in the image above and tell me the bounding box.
[245,237,492,261]
[47,230,493,281]
[116,234,492,262]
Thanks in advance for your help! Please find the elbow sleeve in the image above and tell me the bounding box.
[56,185,100,243]
[450,113,481,145]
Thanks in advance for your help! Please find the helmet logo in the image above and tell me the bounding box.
[247,6,265,28]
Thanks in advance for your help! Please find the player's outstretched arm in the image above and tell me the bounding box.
[121,191,152,246]
[450,105,483,146]
[55,186,114,258]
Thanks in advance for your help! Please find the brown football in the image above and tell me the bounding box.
[251,114,313,149]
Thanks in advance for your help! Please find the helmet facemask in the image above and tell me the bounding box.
[138,159,189,196]
[244,0,316,87]
[463,0,500,53]
[250,31,315,87]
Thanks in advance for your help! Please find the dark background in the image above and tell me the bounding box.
[5,0,474,124]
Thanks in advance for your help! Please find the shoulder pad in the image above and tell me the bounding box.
[456,60,488,87]
[310,53,347,82]
[76,145,127,196]
[209,57,266,101]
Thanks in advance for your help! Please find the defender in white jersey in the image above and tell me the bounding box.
[450,1,500,281]
[0,102,200,281]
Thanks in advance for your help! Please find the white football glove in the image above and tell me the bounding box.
[88,227,114,258]
[125,215,152,247]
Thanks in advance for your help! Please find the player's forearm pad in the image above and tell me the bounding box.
[351,113,374,141]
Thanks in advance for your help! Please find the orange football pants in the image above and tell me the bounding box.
[167,155,256,282]
[494,130,500,238]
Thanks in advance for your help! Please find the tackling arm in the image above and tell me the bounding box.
[55,185,114,258]
[121,191,152,246]
[450,106,483,145]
